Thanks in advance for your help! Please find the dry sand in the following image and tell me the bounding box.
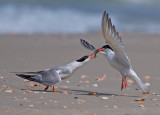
[0,33,160,115]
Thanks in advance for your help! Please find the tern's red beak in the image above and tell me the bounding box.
[97,48,105,51]
[89,53,96,59]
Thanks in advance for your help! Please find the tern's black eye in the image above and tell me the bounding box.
[76,55,89,62]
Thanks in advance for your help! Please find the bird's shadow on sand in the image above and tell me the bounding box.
[21,88,139,98]
[60,88,139,98]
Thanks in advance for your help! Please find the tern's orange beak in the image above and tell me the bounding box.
[89,53,96,59]
[97,48,105,51]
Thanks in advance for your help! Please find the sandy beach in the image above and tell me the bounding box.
[0,33,160,115]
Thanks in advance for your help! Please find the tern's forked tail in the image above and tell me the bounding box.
[15,74,37,82]
[129,70,147,92]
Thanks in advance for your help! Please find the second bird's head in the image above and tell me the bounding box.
[76,55,90,62]
[98,45,113,52]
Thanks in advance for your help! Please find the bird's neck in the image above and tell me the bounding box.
[66,60,87,72]
[105,48,115,57]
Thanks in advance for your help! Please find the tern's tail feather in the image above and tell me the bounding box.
[129,70,147,92]
[80,39,96,51]
[16,74,37,82]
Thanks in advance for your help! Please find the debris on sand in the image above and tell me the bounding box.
[113,105,119,109]
[28,104,34,107]
[135,98,145,101]
[77,99,86,104]
[127,79,134,85]
[93,84,98,87]
[101,97,109,100]
[63,105,68,109]
[5,89,14,93]
[95,74,106,81]
[61,86,68,89]
[142,92,149,94]
[80,75,87,79]
[83,80,90,83]
[88,92,96,95]
[144,76,150,80]
[144,82,150,86]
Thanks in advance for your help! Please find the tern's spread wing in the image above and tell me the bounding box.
[80,39,106,55]
[80,39,96,51]
[102,11,131,67]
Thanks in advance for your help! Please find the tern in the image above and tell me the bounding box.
[13,54,96,92]
[81,11,147,92]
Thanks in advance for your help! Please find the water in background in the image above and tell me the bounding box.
[0,0,160,34]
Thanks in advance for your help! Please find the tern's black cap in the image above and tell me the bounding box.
[102,45,113,51]
[76,55,89,62]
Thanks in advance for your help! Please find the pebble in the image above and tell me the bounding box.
[93,84,98,87]
[28,104,34,107]
[144,76,150,80]
[144,82,150,86]
[83,81,90,83]
[113,105,118,109]
[63,105,68,109]
[88,92,96,95]
[66,81,70,83]
[80,75,86,79]
[101,97,109,100]
[5,89,14,93]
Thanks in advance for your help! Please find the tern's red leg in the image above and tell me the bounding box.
[44,86,49,91]
[124,76,127,88]
[121,78,124,90]
[52,86,56,92]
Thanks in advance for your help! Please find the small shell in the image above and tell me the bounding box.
[135,98,145,101]
[66,81,70,83]
[42,102,47,105]
[102,74,107,78]
[83,81,89,83]
[144,82,150,86]
[63,105,68,109]
[28,104,34,107]
[88,92,96,95]
[139,104,144,108]
[113,105,118,109]
[101,97,109,100]
[34,91,40,94]
[139,102,144,105]
[80,75,86,79]
[93,84,98,87]
[95,78,101,81]
[61,86,68,89]
[62,91,68,94]
[127,79,134,84]
[144,76,150,80]
[5,89,14,93]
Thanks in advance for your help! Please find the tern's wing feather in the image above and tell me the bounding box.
[80,39,106,55]
[80,39,96,51]
[12,71,43,75]
[102,11,131,67]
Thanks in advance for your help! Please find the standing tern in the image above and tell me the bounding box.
[81,11,147,92]
[13,54,96,92]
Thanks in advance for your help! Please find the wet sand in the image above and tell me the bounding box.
[0,33,160,115]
